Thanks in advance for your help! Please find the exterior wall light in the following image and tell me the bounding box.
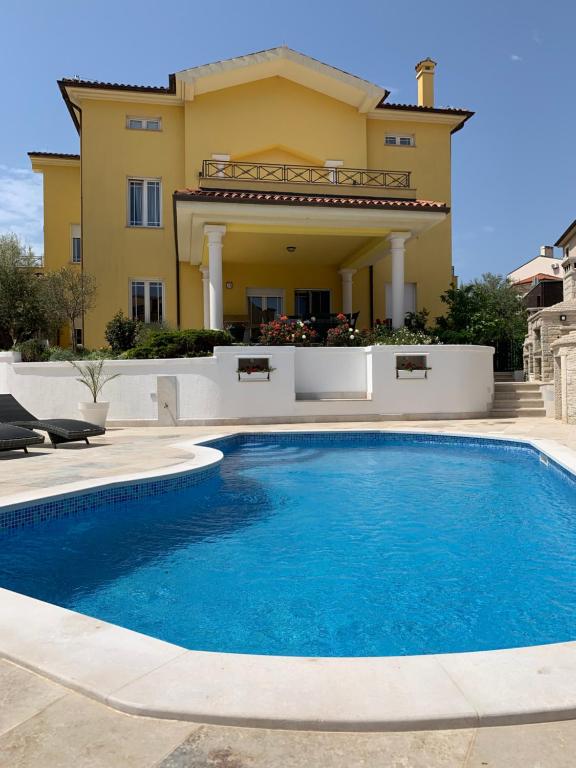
[225,281,233,289]
[560,314,567,322]
[286,246,296,253]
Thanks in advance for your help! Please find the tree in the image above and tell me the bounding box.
[0,233,45,346]
[434,273,527,348]
[43,267,97,351]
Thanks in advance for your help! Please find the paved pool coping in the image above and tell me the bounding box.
[3,428,576,731]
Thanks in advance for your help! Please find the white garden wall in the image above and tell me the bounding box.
[0,345,494,425]
[295,347,368,397]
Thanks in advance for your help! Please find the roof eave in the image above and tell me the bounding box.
[555,218,576,248]
[58,79,81,133]
[173,188,450,214]
[375,101,474,133]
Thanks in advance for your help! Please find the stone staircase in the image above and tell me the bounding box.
[490,381,547,418]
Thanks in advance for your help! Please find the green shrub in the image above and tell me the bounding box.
[85,347,117,360]
[17,338,49,362]
[125,329,233,359]
[134,322,167,347]
[371,325,438,345]
[105,311,140,354]
[48,346,77,361]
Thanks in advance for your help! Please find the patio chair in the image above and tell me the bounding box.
[0,394,105,448]
[0,423,45,454]
[348,311,360,329]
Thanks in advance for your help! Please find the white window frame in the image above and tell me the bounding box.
[127,178,162,228]
[126,116,162,131]
[130,279,165,324]
[384,134,415,147]
[70,224,81,264]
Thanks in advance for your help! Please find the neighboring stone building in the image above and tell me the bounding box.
[524,219,576,421]
[551,331,576,422]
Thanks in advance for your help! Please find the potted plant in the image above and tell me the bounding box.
[70,359,121,426]
[395,356,431,379]
[237,357,275,381]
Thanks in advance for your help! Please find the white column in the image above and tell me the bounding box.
[388,232,411,329]
[204,225,226,329]
[199,266,210,329]
[339,269,356,315]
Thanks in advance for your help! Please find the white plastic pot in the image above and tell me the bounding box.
[78,401,110,428]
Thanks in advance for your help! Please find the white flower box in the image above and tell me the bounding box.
[238,370,271,382]
[396,369,428,379]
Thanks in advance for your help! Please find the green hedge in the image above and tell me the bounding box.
[17,338,50,362]
[123,329,233,359]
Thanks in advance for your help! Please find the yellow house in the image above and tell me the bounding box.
[29,47,472,348]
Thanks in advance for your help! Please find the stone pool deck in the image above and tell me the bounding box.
[2,416,576,767]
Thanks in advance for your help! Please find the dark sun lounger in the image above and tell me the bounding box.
[0,423,45,454]
[0,394,105,448]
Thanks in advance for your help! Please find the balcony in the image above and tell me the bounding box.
[200,160,411,190]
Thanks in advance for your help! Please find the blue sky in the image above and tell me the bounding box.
[1,0,574,280]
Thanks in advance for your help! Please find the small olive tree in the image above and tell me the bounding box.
[0,234,45,346]
[43,267,97,351]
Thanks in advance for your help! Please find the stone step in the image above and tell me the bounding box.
[493,392,543,401]
[489,407,547,418]
[494,383,541,391]
[492,399,544,409]
[493,397,544,407]
[295,392,371,402]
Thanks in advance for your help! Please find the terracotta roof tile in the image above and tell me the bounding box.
[376,101,473,116]
[513,273,562,286]
[58,76,175,94]
[174,188,449,212]
[28,151,80,160]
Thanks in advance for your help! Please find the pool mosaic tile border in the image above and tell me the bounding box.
[201,430,538,454]
[0,464,218,532]
[201,430,576,488]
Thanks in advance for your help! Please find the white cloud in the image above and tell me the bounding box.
[509,53,523,62]
[0,166,43,258]
[532,30,542,45]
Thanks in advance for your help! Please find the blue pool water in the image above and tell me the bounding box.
[2,433,576,657]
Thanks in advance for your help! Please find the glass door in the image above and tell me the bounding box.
[247,290,284,326]
[294,289,330,318]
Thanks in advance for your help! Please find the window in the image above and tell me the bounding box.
[131,280,164,323]
[128,178,161,227]
[294,289,331,317]
[246,288,284,326]
[385,135,415,147]
[127,117,162,131]
[74,328,83,348]
[71,224,81,264]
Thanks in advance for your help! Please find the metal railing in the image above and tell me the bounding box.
[200,160,411,189]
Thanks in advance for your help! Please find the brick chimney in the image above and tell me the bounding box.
[540,245,555,258]
[415,58,436,107]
